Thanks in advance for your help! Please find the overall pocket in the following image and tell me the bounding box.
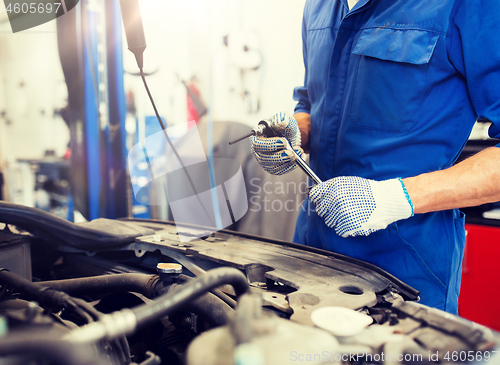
[348,28,439,132]
[392,221,447,292]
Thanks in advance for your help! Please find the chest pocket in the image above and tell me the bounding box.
[348,28,439,132]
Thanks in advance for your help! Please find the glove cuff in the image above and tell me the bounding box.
[371,178,414,222]
[397,177,415,216]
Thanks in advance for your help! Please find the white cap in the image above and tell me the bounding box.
[311,306,372,337]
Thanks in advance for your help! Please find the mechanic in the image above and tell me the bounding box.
[250,0,500,313]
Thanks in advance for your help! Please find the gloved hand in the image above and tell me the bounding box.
[309,176,414,237]
[250,112,304,175]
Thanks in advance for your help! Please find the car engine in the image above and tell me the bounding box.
[0,201,498,365]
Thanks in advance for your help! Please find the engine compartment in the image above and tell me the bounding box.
[0,204,498,365]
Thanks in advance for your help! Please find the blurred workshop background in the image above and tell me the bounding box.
[0,0,307,225]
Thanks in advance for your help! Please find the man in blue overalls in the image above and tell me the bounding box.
[250,0,500,313]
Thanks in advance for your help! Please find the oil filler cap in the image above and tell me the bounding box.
[156,263,182,284]
[156,263,182,274]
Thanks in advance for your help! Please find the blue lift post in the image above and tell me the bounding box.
[104,0,128,219]
[82,0,128,220]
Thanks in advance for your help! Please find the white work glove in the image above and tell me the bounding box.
[250,112,304,175]
[309,176,414,237]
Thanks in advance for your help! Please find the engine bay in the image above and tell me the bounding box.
[0,202,498,365]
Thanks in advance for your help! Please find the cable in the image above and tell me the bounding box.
[207,57,223,229]
[139,68,217,229]
[119,0,220,230]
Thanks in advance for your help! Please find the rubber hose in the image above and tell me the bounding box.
[39,273,160,298]
[0,269,71,312]
[0,334,105,365]
[175,274,237,309]
[231,293,261,345]
[0,270,132,363]
[42,273,234,326]
[41,273,236,308]
[133,267,249,329]
[166,283,233,326]
[0,201,142,249]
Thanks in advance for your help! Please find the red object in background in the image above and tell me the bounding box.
[187,81,202,128]
[459,223,500,331]
[63,147,71,160]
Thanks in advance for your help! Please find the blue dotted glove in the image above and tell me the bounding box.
[250,112,303,175]
[309,176,414,237]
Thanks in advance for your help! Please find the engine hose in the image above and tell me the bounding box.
[154,249,238,309]
[231,293,262,345]
[166,283,233,326]
[132,267,249,329]
[39,273,160,298]
[40,273,236,312]
[0,269,132,364]
[0,332,106,365]
[0,268,73,312]
[176,274,237,309]
[66,267,250,343]
[41,273,234,326]
[0,201,153,249]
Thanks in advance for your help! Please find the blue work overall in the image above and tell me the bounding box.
[293,0,500,313]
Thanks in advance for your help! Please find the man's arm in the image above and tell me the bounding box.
[309,147,500,237]
[403,147,500,214]
[294,112,311,153]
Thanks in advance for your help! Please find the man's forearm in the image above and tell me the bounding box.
[294,112,311,153]
[403,147,500,214]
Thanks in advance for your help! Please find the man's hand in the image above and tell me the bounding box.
[309,176,414,237]
[250,112,304,175]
